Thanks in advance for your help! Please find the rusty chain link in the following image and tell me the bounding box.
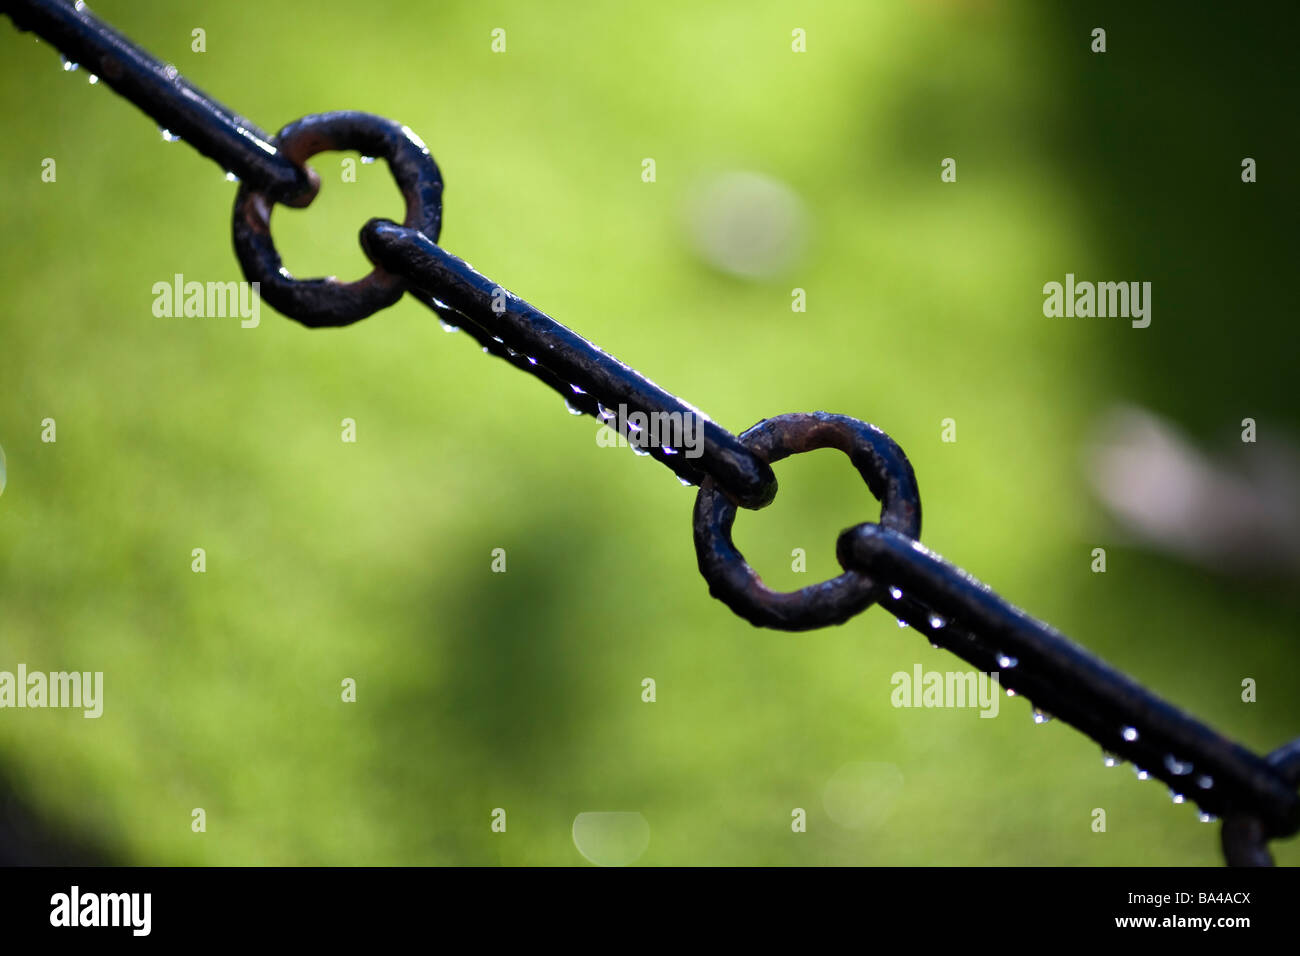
[6,0,1298,866]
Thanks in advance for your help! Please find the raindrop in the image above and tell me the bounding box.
[1134,767,1150,781]
[437,318,459,333]
[662,446,678,456]
[896,619,908,629]
[596,404,615,422]
[930,642,940,649]
[526,356,537,365]
[1199,812,1216,823]
[480,346,490,354]
[1121,726,1138,742]
[928,614,945,629]
[564,399,584,416]
[1102,751,1120,768]
[159,127,181,143]
[631,445,650,457]
[569,383,587,395]
[224,171,239,183]
[1164,754,1192,776]
[1196,775,1214,790]
[1170,791,1185,804]
[1005,688,1016,697]
[996,653,1017,669]
[87,74,99,85]
[1032,708,1051,725]
[491,335,504,344]
[505,347,520,358]
[360,155,376,165]
[61,56,79,72]
[888,587,903,601]
[677,476,693,487]
[626,419,642,433]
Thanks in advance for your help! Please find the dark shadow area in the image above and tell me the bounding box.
[1041,5,1300,641]
[0,768,111,865]
[359,503,607,862]
[1045,3,1300,436]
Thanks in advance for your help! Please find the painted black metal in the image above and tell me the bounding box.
[837,520,1300,847]
[360,219,778,509]
[232,112,444,326]
[6,0,1298,867]
[2,0,318,206]
[691,413,920,630]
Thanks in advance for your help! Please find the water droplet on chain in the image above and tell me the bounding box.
[662,445,678,456]
[1102,750,1120,767]
[224,171,239,183]
[928,614,945,629]
[569,383,587,395]
[1196,775,1213,790]
[1121,726,1138,742]
[1199,812,1216,823]
[438,318,460,333]
[597,404,615,422]
[1134,767,1150,780]
[677,476,693,487]
[1005,687,1016,697]
[61,56,79,72]
[87,73,99,85]
[630,444,650,457]
[1170,791,1185,804]
[159,127,181,143]
[997,653,1017,669]
[1164,754,1192,776]
[526,356,537,365]
[360,155,376,164]
[896,619,908,629]
[564,399,584,416]
[888,587,903,601]
[1032,708,1051,725]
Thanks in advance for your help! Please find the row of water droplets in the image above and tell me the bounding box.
[59,53,249,182]
[63,43,698,491]
[60,55,97,84]
[436,316,692,485]
[62,29,693,483]
[886,583,1217,822]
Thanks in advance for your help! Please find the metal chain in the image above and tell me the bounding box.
[6,0,1298,866]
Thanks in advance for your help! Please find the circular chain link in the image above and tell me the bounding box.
[692,412,921,631]
[231,111,443,326]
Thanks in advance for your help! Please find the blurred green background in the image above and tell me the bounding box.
[1,0,1298,865]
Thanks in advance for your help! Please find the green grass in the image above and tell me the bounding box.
[0,0,1297,865]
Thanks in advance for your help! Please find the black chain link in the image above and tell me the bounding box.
[6,0,1298,866]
